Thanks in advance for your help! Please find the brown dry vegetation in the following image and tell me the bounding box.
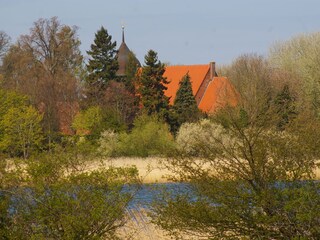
[94,157,320,183]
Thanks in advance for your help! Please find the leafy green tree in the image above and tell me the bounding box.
[1,17,83,146]
[173,73,201,127]
[0,89,29,156]
[0,106,43,158]
[152,108,320,239]
[0,89,28,121]
[269,32,320,117]
[0,145,140,239]
[72,106,103,136]
[138,50,170,117]
[86,27,118,104]
[114,114,175,157]
[72,105,126,139]
[152,57,320,239]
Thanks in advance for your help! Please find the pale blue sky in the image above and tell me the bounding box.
[1,0,320,65]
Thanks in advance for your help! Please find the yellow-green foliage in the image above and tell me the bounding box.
[0,106,43,158]
[269,32,320,115]
[72,106,127,139]
[0,89,28,121]
[117,114,175,157]
[0,147,140,239]
[72,106,103,135]
[100,114,175,157]
[0,90,44,158]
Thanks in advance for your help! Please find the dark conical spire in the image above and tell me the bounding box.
[116,25,141,76]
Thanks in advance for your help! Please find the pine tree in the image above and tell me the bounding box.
[139,50,170,117]
[86,27,118,103]
[274,84,297,130]
[173,73,201,126]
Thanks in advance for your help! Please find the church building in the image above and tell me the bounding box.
[163,63,238,113]
[118,27,238,114]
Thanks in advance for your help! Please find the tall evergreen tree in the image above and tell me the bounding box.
[274,84,297,130]
[173,73,201,126]
[139,50,170,117]
[86,27,118,103]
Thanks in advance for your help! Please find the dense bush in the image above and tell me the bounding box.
[72,106,126,139]
[0,147,140,239]
[98,129,119,157]
[176,119,226,157]
[99,114,175,157]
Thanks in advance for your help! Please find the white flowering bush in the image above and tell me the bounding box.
[176,119,227,156]
[98,129,119,157]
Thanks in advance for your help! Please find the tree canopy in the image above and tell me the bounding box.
[0,31,10,62]
[151,54,320,239]
[138,50,170,117]
[86,26,118,104]
[1,17,83,143]
[173,73,201,126]
[269,32,320,117]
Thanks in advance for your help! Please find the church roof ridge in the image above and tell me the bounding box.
[165,64,209,67]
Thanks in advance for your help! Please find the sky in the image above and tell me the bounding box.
[1,0,320,66]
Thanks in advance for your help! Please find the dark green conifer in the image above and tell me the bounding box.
[173,73,201,126]
[86,27,118,103]
[274,84,297,130]
[139,50,170,117]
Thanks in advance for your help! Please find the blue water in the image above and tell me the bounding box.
[1,183,192,212]
[127,182,193,209]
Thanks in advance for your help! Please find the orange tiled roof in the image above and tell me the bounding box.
[198,77,239,113]
[163,64,209,104]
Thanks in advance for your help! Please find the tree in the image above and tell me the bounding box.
[173,73,201,127]
[0,89,30,156]
[269,32,320,117]
[0,145,140,239]
[273,84,297,130]
[152,108,320,239]
[72,105,126,139]
[138,50,170,117]
[103,81,138,128]
[72,106,103,136]
[0,106,43,158]
[0,31,10,63]
[1,17,83,145]
[151,56,320,238]
[86,26,118,104]
[222,54,273,124]
[0,89,28,121]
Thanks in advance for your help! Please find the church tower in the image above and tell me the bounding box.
[116,26,141,76]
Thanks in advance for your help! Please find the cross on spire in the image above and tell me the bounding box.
[122,25,125,43]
